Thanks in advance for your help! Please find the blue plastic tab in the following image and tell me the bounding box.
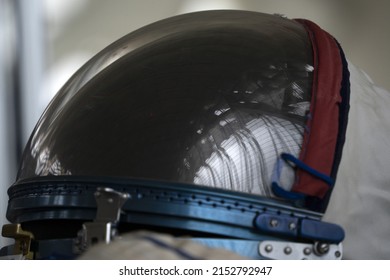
[254,214,299,238]
[300,219,345,243]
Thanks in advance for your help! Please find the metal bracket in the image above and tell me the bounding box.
[259,240,342,260]
[74,187,130,253]
[1,224,34,260]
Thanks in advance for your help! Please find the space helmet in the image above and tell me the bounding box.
[1,10,349,260]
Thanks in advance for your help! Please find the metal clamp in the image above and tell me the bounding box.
[1,224,34,259]
[259,240,342,260]
[74,187,130,253]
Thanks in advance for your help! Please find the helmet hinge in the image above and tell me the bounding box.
[74,187,130,253]
[1,224,34,259]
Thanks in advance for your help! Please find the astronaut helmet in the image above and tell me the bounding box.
[1,10,348,260]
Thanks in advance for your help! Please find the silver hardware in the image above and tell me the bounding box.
[74,187,130,253]
[314,242,330,256]
[265,244,273,253]
[259,241,342,260]
[288,222,296,231]
[284,246,292,255]
[303,247,312,255]
[269,219,279,227]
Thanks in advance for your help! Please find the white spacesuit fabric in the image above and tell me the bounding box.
[78,231,246,260]
[323,62,390,259]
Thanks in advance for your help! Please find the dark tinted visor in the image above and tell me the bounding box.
[17,11,313,196]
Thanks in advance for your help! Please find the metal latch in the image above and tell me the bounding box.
[1,224,34,260]
[74,187,130,253]
[259,240,342,260]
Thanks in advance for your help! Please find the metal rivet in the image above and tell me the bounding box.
[265,244,273,253]
[284,246,292,255]
[288,222,296,231]
[270,219,279,227]
[303,247,312,255]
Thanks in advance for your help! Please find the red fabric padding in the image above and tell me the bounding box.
[292,19,343,198]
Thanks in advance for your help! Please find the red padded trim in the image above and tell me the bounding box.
[292,19,343,198]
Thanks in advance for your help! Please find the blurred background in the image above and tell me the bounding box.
[1,0,389,248]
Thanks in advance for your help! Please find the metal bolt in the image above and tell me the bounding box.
[269,219,279,227]
[265,244,273,253]
[314,242,330,256]
[303,247,312,255]
[284,246,292,255]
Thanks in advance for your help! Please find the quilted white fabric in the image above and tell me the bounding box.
[79,231,246,260]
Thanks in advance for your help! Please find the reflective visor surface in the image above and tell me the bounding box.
[17,11,313,196]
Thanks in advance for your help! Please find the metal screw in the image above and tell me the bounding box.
[265,244,273,253]
[288,222,296,231]
[335,251,341,258]
[284,246,292,255]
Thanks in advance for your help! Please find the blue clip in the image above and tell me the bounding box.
[300,219,345,244]
[254,214,299,238]
[254,214,345,244]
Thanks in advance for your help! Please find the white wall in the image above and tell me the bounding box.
[0,0,18,249]
[47,0,390,94]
